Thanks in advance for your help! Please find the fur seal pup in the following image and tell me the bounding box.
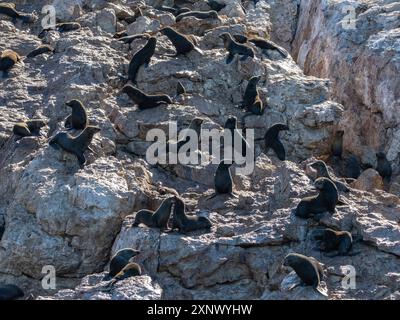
[264,123,289,161]
[219,33,254,64]
[208,159,235,199]
[0,49,20,74]
[122,85,172,110]
[207,0,226,11]
[295,177,339,219]
[127,37,157,83]
[331,130,344,158]
[240,75,264,116]
[224,116,250,157]
[175,10,219,22]
[118,33,150,44]
[310,160,350,193]
[283,253,324,290]
[0,3,36,23]
[172,196,212,232]
[248,37,288,58]
[64,99,88,130]
[376,152,392,183]
[160,27,201,56]
[133,196,175,230]
[38,22,81,38]
[49,125,101,168]
[108,248,140,278]
[0,284,24,300]
[311,228,353,256]
[176,81,186,97]
[26,45,54,58]
[13,119,47,138]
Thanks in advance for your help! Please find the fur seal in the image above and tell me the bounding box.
[0,49,20,74]
[127,37,157,83]
[160,27,200,56]
[167,117,204,154]
[26,45,54,58]
[176,81,186,96]
[156,5,190,16]
[207,0,226,11]
[264,123,289,161]
[13,119,47,138]
[133,196,175,230]
[219,33,254,64]
[310,160,350,193]
[342,155,361,179]
[118,33,150,44]
[208,159,235,199]
[283,253,324,289]
[114,262,142,280]
[39,22,81,38]
[172,196,212,232]
[108,248,140,278]
[311,228,353,256]
[122,85,172,110]
[175,10,219,22]
[64,99,88,130]
[224,116,250,157]
[240,75,264,115]
[248,37,288,58]
[295,177,339,219]
[376,152,392,183]
[0,3,36,23]
[113,30,128,39]
[331,130,344,158]
[0,284,24,300]
[49,125,101,168]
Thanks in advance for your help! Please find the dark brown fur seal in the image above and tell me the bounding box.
[311,228,353,256]
[122,85,172,110]
[175,10,219,22]
[295,177,339,219]
[208,159,235,199]
[264,123,289,161]
[160,27,198,56]
[118,33,150,44]
[310,160,350,193]
[13,119,47,137]
[240,75,264,115]
[172,196,212,233]
[207,0,226,11]
[0,49,20,73]
[249,37,288,58]
[376,152,392,183]
[39,22,81,38]
[224,116,250,157]
[128,37,157,83]
[156,5,190,16]
[283,253,323,288]
[108,248,140,278]
[0,3,36,23]
[64,99,88,130]
[132,196,175,230]
[219,33,254,64]
[49,125,101,168]
[331,130,344,158]
[0,284,24,300]
[26,45,54,58]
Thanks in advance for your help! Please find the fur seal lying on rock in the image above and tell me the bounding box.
[172,196,212,233]
[219,33,254,64]
[132,196,175,230]
[13,119,47,138]
[122,85,172,110]
[0,3,36,23]
[310,160,350,193]
[26,45,54,58]
[295,177,339,219]
[160,27,201,56]
[175,10,219,23]
[0,49,20,74]
[64,99,88,130]
[49,125,101,168]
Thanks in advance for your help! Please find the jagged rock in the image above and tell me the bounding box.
[351,168,384,192]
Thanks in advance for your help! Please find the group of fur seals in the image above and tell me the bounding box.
[0,3,36,23]
[122,85,172,110]
[219,33,255,64]
[156,5,190,16]
[0,284,24,300]
[13,119,47,138]
[172,196,212,232]
[240,75,264,116]
[310,160,350,193]
[264,123,289,161]
[133,196,175,230]
[0,49,20,75]
[128,37,157,83]
[295,177,338,219]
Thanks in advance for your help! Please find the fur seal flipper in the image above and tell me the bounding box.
[0,284,24,300]
[219,33,254,64]
[133,196,175,230]
[122,85,172,110]
[49,125,101,168]
[172,196,212,233]
[264,123,289,161]
[283,253,323,289]
[295,177,339,219]
[64,99,88,130]
[128,37,157,83]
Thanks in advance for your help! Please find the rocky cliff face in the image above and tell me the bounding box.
[0,0,399,300]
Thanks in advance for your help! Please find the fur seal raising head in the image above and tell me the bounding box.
[64,99,88,130]
[132,196,175,230]
[295,177,339,219]
[38,22,81,38]
[160,27,197,56]
[49,125,101,168]
[127,37,157,83]
[264,123,289,161]
[310,160,350,193]
[219,33,255,64]
[122,85,172,110]
[108,248,140,278]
